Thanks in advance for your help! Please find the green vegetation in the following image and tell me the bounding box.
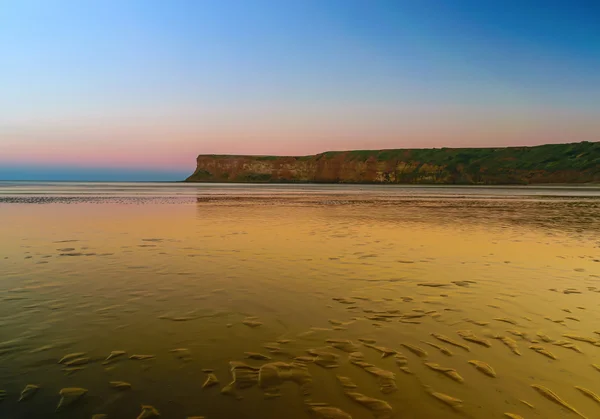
[329,141,599,170]
[320,141,599,183]
[255,156,280,161]
[296,155,314,161]
[190,169,212,180]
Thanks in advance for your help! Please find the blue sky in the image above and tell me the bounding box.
[1,0,599,180]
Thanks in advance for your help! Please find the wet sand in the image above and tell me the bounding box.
[0,183,599,418]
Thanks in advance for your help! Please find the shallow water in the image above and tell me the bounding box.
[1,182,599,419]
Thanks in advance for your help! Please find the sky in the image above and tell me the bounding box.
[1,0,599,180]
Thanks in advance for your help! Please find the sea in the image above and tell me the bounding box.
[1,181,599,419]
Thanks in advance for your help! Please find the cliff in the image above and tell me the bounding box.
[185,141,600,185]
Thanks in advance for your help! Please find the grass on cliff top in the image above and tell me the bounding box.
[196,142,599,173]
[317,141,599,171]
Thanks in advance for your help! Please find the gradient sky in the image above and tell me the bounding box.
[1,0,599,180]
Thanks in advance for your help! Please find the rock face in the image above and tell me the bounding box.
[185,141,599,185]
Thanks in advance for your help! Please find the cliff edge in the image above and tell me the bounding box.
[185,141,599,184]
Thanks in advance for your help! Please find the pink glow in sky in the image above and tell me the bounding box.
[2,106,598,172]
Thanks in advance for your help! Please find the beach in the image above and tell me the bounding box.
[1,182,599,418]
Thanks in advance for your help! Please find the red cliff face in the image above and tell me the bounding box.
[186,155,441,183]
[185,143,600,184]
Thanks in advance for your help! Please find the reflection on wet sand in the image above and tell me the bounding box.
[0,185,599,418]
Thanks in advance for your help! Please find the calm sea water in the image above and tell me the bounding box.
[1,182,599,419]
